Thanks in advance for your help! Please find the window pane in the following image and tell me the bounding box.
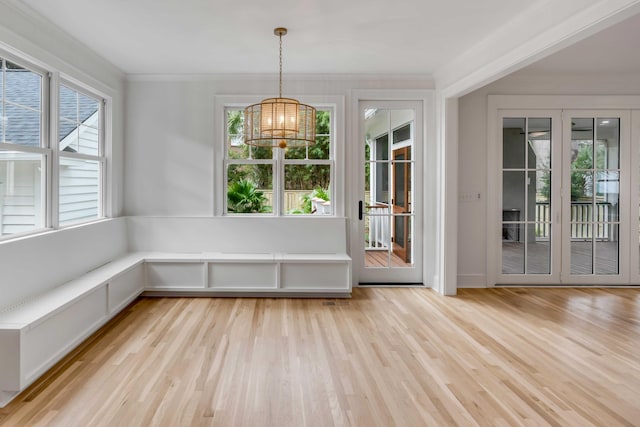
[527,223,550,274]
[503,171,526,215]
[596,171,619,221]
[0,151,45,236]
[59,85,101,155]
[309,110,330,160]
[59,85,77,121]
[78,124,99,156]
[596,118,619,169]
[503,118,525,169]
[227,164,273,213]
[59,157,101,226]
[376,134,389,161]
[0,99,3,142]
[309,135,330,160]
[571,238,593,275]
[59,118,78,150]
[5,103,41,147]
[0,60,4,142]
[285,145,306,159]
[226,109,246,158]
[393,124,411,144]
[228,142,249,160]
[595,224,618,275]
[5,63,41,110]
[370,161,389,204]
[78,93,99,124]
[536,170,551,204]
[365,215,391,267]
[284,164,331,214]
[502,227,525,274]
[528,118,551,169]
[251,145,272,160]
[571,171,593,203]
[393,158,412,213]
[393,215,413,267]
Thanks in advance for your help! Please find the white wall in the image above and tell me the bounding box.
[0,218,128,311]
[124,75,433,215]
[124,75,438,285]
[457,72,640,287]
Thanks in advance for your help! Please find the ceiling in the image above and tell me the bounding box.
[18,0,539,75]
[519,11,640,75]
[13,0,640,78]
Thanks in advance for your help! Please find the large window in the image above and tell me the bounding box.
[225,107,333,215]
[0,52,106,239]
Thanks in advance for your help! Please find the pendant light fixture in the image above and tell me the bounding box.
[244,28,316,149]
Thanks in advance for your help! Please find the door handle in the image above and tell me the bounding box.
[359,201,363,220]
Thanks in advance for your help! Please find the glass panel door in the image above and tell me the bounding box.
[562,111,629,284]
[359,101,422,283]
[498,110,630,285]
[500,115,558,282]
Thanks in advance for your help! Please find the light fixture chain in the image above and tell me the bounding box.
[279,32,283,98]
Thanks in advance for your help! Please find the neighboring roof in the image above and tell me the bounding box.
[0,64,97,147]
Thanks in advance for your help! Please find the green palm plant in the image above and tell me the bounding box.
[227,179,269,213]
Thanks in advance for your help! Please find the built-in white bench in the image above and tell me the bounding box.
[142,251,351,295]
[0,216,351,407]
[0,254,145,407]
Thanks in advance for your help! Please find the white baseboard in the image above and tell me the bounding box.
[457,274,487,288]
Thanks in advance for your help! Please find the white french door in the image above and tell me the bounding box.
[357,100,423,284]
[560,110,630,284]
[497,109,631,285]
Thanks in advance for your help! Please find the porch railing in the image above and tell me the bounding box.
[534,202,614,240]
[366,205,390,249]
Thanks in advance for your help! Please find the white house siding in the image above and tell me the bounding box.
[1,157,100,235]
[59,111,100,226]
[0,157,41,235]
[59,157,99,226]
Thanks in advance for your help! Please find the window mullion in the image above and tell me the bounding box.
[58,151,101,162]
[0,143,49,154]
[276,149,283,216]
[227,158,273,165]
[100,98,106,218]
[49,72,59,229]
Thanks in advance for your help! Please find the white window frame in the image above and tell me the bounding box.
[215,95,345,217]
[0,46,109,242]
[0,52,50,240]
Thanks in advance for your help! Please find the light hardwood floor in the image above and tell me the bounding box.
[1,288,639,426]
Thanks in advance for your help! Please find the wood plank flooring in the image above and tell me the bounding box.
[1,288,639,426]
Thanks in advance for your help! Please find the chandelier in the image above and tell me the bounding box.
[243,28,316,149]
